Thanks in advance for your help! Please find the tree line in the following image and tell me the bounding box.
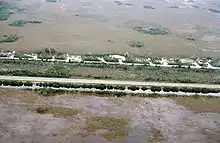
[0,80,220,94]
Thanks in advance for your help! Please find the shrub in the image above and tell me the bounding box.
[191,88,201,93]
[113,85,126,90]
[45,0,58,2]
[1,80,22,86]
[94,91,111,96]
[163,86,171,92]
[145,28,169,35]
[150,86,162,92]
[82,56,100,62]
[179,87,189,92]
[123,58,135,63]
[141,86,149,91]
[128,86,140,91]
[36,107,49,114]
[94,84,107,90]
[9,20,28,27]
[70,84,81,88]
[113,92,126,97]
[23,81,33,86]
[0,2,14,21]
[81,84,93,89]
[106,85,114,89]
[103,56,119,62]
[43,64,72,78]
[11,80,23,86]
[200,88,211,94]
[48,82,61,88]
[128,40,144,48]
[210,88,220,93]
[169,87,179,92]
[34,88,66,96]
[0,34,22,43]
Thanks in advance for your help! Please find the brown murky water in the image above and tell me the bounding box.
[1,0,220,57]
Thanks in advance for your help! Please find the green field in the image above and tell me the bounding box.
[0,59,220,84]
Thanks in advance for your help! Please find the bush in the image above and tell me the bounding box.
[210,88,220,93]
[128,40,144,48]
[1,80,9,86]
[43,64,72,78]
[81,84,93,89]
[169,87,179,92]
[200,88,211,94]
[23,81,33,86]
[45,0,58,2]
[113,92,126,97]
[1,80,22,86]
[0,2,13,21]
[128,86,140,91]
[11,80,23,86]
[93,84,107,90]
[70,84,81,88]
[106,85,114,89]
[9,20,28,27]
[94,91,111,96]
[150,86,162,92]
[113,85,126,90]
[145,28,169,35]
[163,86,171,92]
[82,56,100,62]
[0,34,22,43]
[103,56,119,62]
[179,87,189,92]
[36,107,49,114]
[141,86,149,91]
[191,88,201,93]
[34,88,66,96]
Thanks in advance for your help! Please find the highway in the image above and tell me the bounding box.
[0,75,220,89]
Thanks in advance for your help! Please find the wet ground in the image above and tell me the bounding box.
[0,88,220,143]
[1,0,220,57]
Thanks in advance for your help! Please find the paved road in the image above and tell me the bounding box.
[0,75,220,89]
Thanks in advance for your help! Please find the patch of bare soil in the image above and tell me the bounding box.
[0,88,220,143]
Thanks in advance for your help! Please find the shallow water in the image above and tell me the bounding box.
[0,0,220,56]
[0,89,220,143]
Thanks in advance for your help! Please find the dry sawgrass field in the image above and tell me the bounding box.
[1,0,220,57]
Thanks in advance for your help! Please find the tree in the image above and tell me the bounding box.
[169,87,179,92]
[128,86,140,91]
[150,86,161,92]
[94,84,107,90]
[141,86,149,91]
[113,85,126,90]
[23,81,33,86]
[163,86,171,92]
[106,85,114,89]
[81,84,93,89]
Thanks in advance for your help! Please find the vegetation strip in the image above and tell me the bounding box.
[1,50,220,84]
[0,80,219,97]
[0,59,220,84]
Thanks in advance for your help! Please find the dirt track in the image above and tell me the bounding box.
[0,89,220,143]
